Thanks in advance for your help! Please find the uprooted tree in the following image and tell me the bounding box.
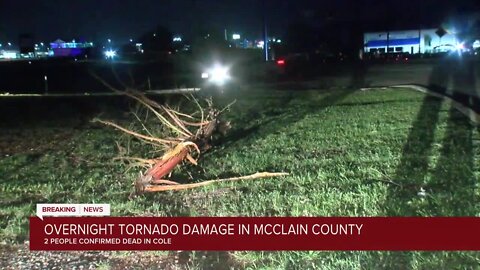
[91,83,288,198]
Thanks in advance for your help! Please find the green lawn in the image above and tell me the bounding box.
[1,87,479,269]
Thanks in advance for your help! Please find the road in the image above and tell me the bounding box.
[275,57,479,96]
[359,57,480,116]
[257,56,480,116]
[363,57,479,97]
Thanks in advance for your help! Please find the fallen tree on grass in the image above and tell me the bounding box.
[92,88,288,198]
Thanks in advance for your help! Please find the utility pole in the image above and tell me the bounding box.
[386,31,389,54]
[418,4,422,55]
[418,29,421,54]
[262,0,268,61]
[385,2,390,54]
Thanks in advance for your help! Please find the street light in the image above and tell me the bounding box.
[473,40,480,49]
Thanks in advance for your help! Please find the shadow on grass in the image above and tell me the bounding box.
[385,56,477,215]
[376,107,477,268]
[374,56,478,268]
[217,91,298,146]
[427,108,476,215]
[386,94,444,216]
[386,105,476,215]
[218,89,356,149]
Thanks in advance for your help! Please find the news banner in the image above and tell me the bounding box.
[30,204,480,251]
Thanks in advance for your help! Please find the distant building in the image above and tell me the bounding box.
[364,28,460,55]
[50,39,94,57]
[0,50,19,59]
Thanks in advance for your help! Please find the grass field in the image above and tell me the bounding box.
[1,87,479,269]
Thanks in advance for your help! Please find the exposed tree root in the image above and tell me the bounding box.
[134,172,289,195]
[92,84,287,198]
[92,119,178,146]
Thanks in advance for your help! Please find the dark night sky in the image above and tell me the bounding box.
[0,0,479,44]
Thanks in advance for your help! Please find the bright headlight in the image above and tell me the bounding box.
[104,49,117,58]
[203,65,230,86]
[455,42,464,51]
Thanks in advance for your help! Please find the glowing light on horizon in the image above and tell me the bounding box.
[104,49,117,59]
